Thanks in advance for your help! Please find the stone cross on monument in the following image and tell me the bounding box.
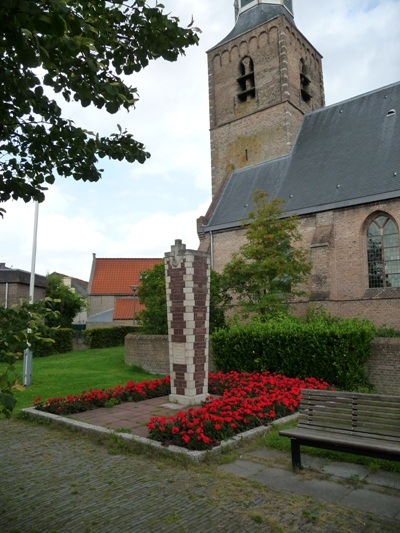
[165,240,210,405]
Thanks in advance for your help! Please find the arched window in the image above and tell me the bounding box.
[367,214,400,288]
[237,56,255,102]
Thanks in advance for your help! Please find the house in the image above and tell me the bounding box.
[198,0,400,328]
[0,262,47,307]
[50,272,89,327]
[86,254,162,328]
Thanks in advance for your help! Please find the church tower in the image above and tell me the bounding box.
[208,0,325,197]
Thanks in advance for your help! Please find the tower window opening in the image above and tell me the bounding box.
[300,60,312,103]
[237,56,255,102]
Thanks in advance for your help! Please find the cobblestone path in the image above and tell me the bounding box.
[1,419,399,533]
[0,419,263,533]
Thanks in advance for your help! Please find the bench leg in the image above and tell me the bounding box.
[291,440,302,470]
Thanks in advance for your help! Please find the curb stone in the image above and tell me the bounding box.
[21,407,298,462]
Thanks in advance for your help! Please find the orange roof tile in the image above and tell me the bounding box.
[113,298,145,320]
[90,258,162,295]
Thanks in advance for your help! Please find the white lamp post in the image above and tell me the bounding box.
[23,201,39,387]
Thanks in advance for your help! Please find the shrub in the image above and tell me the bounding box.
[32,328,74,356]
[84,326,139,348]
[211,317,376,390]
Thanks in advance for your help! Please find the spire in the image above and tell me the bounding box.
[236,1,294,20]
[217,0,295,49]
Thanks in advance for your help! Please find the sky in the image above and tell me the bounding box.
[1,0,400,282]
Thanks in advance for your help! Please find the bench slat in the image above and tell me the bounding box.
[279,389,400,469]
[279,427,400,452]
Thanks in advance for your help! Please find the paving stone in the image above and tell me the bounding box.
[250,467,353,504]
[367,470,400,490]
[340,488,400,518]
[321,461,369,481]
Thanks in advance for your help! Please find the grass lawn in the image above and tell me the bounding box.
[1,346,165,414]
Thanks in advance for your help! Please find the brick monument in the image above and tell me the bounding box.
[165,240,210,405]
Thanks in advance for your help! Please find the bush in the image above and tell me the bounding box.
[32,328,74,356]
[84,326,139,348]
[211,317,376,390]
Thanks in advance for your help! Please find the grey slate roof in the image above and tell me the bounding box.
[205,81,400,232]
[0,264,47,287]
[212,4,295,49]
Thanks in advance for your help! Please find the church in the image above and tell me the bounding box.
[197,0,400,329]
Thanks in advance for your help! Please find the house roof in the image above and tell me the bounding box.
[205,81,400,231]
[89,258,162,295]
[0,263,47,288]
[113,298,145,321]
[51,272,89,297]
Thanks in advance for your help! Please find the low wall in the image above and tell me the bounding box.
[125,334,169,375]
[367,338,400,395]
[124,335,400,395]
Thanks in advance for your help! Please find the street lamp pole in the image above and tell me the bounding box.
[23,201,39,387]
[130,285,138,326]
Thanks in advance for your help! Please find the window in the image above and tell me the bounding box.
[237,56,255,102]
[367,214,400,288]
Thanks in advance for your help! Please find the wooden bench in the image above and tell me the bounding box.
[279,389,400,470]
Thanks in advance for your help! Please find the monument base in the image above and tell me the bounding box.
[169,393,209,406]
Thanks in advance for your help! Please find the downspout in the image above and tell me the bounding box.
[5,282,8,308]
[210,231,214,270]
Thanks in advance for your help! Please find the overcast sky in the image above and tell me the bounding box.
[1,0,400,281]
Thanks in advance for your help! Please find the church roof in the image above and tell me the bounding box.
[212,4,295,49]
[205,81,400,232]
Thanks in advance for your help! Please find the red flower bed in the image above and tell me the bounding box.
[33,377,171,415]
[147,371,331,451]
[33,371,331,452]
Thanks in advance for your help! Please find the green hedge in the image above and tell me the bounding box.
[84,326,139,349]
[211,319,376,390]
[32,328,74,357]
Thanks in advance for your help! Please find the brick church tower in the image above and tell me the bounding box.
[208,0,325,198]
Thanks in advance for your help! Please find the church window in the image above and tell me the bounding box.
[367,214,400,288]
[300,60,312,103]
[237,56,255,102]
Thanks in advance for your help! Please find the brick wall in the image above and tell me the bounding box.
[124,334,169,375]
[87,295,115,316]
[0,283,46,307]
[124,334,398,395]
[366,338,400,395]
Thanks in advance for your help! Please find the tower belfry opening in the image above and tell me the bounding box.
[237,56,256,102]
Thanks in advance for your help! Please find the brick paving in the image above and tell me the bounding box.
[68,396,192,438]
[0,418,261,533]
[2,413,400,533]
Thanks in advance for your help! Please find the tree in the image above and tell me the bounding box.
[137,264,230,334]
[45,273,86,327]
[0,299,57,418]
[221,190,311,318]
[0,1,199,206]
[136,263,167,334]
